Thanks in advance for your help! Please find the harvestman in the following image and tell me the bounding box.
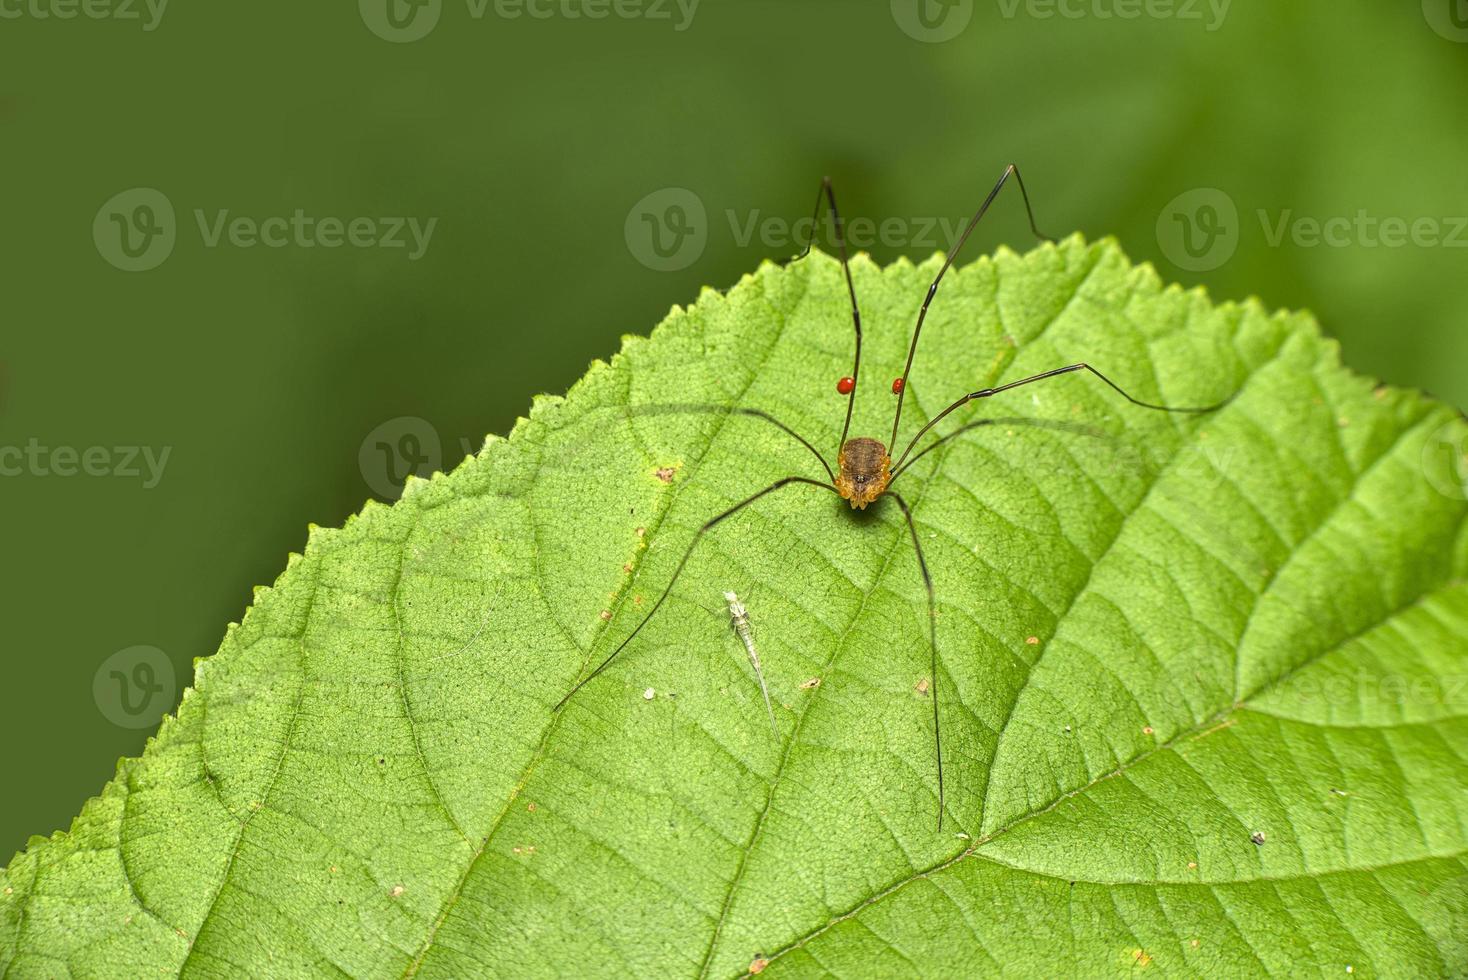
[554,165,1226,828]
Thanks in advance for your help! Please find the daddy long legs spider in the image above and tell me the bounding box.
[554,164,1226,828]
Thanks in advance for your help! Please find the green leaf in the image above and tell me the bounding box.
[4,238,1466,978]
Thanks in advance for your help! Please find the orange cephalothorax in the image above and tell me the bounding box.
[835,437,891,510]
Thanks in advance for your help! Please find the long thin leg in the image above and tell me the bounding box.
[893,362,1229,474]
[887,416,1112,487]
[793,177,863,452]
[883,490,944,830]
[554,475,839,711]
[889,164,1053,452]
[628,403,835,482]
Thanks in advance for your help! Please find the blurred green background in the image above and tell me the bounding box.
[2,0,1465,860]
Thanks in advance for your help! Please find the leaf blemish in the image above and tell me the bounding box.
[800,677,821,690]
[654,465,679,484]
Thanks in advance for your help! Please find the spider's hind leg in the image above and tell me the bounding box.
[884,489,946,831]
[554,475,839,711]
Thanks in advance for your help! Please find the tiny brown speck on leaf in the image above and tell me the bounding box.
[1132,949,1152,967]
[1190,939,1200,949]
[635,527,646,538]
[600,610,612,621]
[527,802,537,812]
[749,957,769,975]
[623,563,633,574]
[915,678,930,695]
[1142,726,1155,736]
[390,885,405,898]
[329,865,339,874]
[800,677,821,690]
[1187,861,1197,870]
[654,466,678,484]
[1250,831,1267,845]
[1025,635,1040,645]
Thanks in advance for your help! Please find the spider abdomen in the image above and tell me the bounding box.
[836,437,891,510]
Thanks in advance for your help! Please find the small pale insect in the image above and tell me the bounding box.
[724,591,778,737]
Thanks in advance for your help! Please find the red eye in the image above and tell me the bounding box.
[891,377,905,394]
[836,376,855,395]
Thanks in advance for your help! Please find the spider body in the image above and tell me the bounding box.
[835,437,891,509]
